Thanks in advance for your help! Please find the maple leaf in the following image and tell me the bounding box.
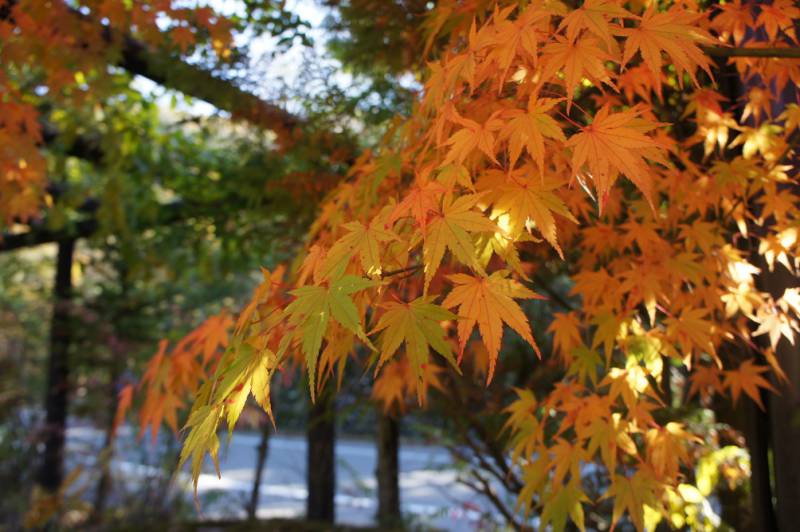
[436,163,474,190]
[755,0,799,43]
[516,455,548,515]
[387,179,447,230]
[503,388,538,435]
[645,422,696,481]
[371,296,459,402]
[422,193,497,289]
[567,346,603,385]
[687,365,724,401]
[320,217,399,279]
[559,0,633,48]
[198,313,233,364]
[753,305,798,349]
[664,307,717,360]
[179,401,223,496]
[723,360,777,410]
[567,105,663,208]
[591,311,624,361]
[540,481,589,532]
[549,311,584,360]
[285,275,376,398]
[486,5,549,85]
[620,7,714,86]
[296,245,328,287]
[501,97,566,173]
[442,271,543,382]
[442,111,504,166]
[111,384,134,438]
[604,471,660,531]
[711,0,753,45]
[541,36,616,109]
[486,170,577,257]
[204,342,276,434]
[584,413,637,474]
[549,438,588,486]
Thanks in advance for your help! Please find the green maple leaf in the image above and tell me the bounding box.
[285,275,376,398]
[371,296,460,401]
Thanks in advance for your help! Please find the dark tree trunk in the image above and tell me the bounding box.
[741,395,777,531]
[306,389,335,523]
[758,263,800,532]
[38,238,75,492]
[248,420,271,520]
[376,410,401,526]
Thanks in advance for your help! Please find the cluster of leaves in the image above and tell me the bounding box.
[126,0,800,529]
[0,0,234,227]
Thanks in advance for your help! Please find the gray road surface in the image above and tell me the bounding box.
[67,426,509,530]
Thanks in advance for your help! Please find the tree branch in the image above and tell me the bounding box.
[703,46,800,59]
[42,4,303,144]
[113,34,300,143]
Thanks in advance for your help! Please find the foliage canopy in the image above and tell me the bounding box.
[4,0,800,529]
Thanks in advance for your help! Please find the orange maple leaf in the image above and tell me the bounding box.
[442,271,543,382]
[442,111,504,166]
[541,36,617,109]
[559,0,634,48]
[723,360,777,409]
[620,7,714,86]
[501,97,566,173]
[567,105,663,209]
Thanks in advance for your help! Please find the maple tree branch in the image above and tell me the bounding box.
[114,36,300,140]
[0,202,182,252]
[531,274,575,312]
[451,433,516,492]
[461,470,526,529]
[702,46,800,59]
[380,264,423,278]
[41,5,303,142]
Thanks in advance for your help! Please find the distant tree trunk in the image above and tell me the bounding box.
[247,419,271,521]
[741,395,776,531]
[376,409,400,526]
[91,350,123,523]
[91,264,133,523]
[306,389,335,522]
[38,238,75,492]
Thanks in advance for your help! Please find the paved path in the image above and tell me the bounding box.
[67,426,508,530]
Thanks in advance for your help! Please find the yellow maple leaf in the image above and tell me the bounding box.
[421,193,497,289]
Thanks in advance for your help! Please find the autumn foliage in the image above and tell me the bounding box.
[10,0,800,529]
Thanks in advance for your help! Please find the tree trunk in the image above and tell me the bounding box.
[306,389,335,523]
[38,238,75,492]
[247,420,271,520]
[376,410,401,526]
[741,395,777,531]
[758,263,800,532]
[90,380,116,521]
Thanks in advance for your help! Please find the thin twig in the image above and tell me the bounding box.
[380,264,423,278]
[532,274,575,312]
